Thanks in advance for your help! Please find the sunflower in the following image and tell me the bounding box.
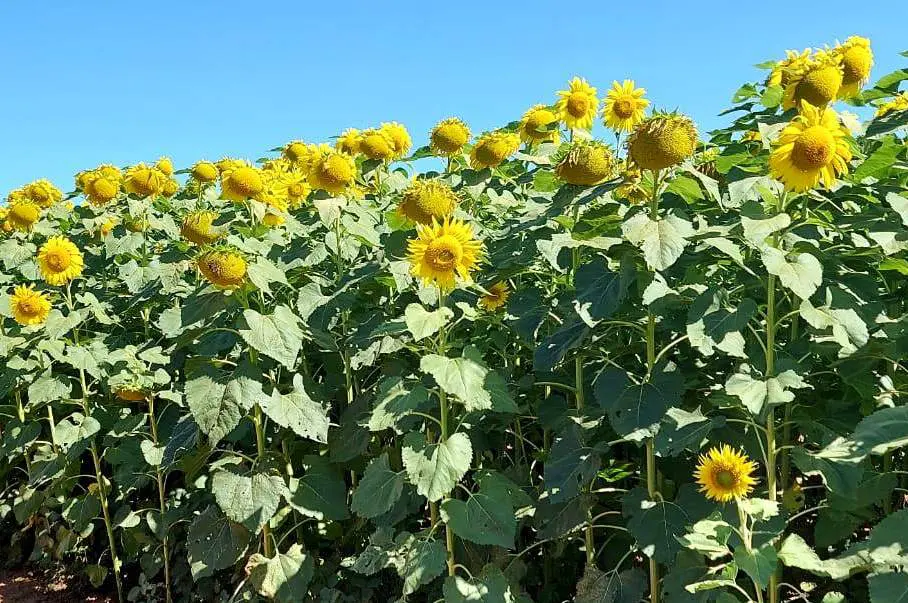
[615,167,648,205]
[602,80,649,133]
[308,150,357,194]
[197,249,247,289]
[555,77,598,130]
[381,122,412,159]
[470,131,520,170]
[398,179,459,225]
[336,128,362,155]
[282,141,309,164]
[262,212,285,227]
[430,118,471,156]
[191,161,219,183]
[99,218,117,237]
[221,165,264,202]
[282,172,311,207]
[359,129,397,161]
[181,211,221,245]
[769,101,852,192]
[162,178,180,197]
[216,157,249,175]
[23,179,62,208]
[627,113,698,171]
[479,281,510,311]
[85,175,120,206]
[38,236,84,286]
[6,200,42,231]
[555,140,616,186]
[694,445,758,503]
[876,92,908,117]
[407,217,484,292]
[782,50,843,110]
[9,285,52,326]
[125,164,168,198]
[518,105,560,144]
[767,49,811,88]
[834,36,873,99]
[156,157,174,177]
[115,388,148,402]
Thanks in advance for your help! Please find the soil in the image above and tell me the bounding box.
[0,568,115,603]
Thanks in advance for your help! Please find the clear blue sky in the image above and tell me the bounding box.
[2,0,905,194]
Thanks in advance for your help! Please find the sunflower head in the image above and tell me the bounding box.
[359,129,397,161]
[694,444,758,503]
[85,175,120,206]
[602,80,649,133]
[554,140,616,186]
[628,113,698,171]
[162,178,180,197]
[430,118,471,157]
[282,141,309,164]
[407,217,484,292]
[6,199,42,231]
[518,105,559,144]
[262,212,286,227]
[9,285,52,326]
[834,36,873,99]
[398,179,459,225]
[99,218,117,237]
[181,211,221,245]
[694,147,720,179]
[470,131,521,170]
[783,50,843,110]
[875,92,908,118]
[767,49,811,88]
[197,249,247,289]
[282,173,311,207]
[221,165,264,202]
[479,281,510,311]
[216,157,248,175]
[309,150,357,194]
[125,215,149,232]
[23,179,63,208]
[556,77,599,130]
[155,157,174,177]
[115,388,148,402]
[125,164,168,198]
[38,236,84,286]
[380,122,412,159]
[335,128,362,155]
[191,161,219,183]
[770,101,852,192]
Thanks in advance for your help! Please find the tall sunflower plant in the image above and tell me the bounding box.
[0,40,906,603]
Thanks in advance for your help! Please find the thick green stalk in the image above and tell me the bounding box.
[148,396,172,603]
[766,273,779,603]
[645,171,662,603]
[440,387,455,576]
[90,442,124,603]
[253,403,274,557]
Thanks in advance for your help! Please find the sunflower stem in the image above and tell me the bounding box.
[148,395,173,603]
[253,403,274,558]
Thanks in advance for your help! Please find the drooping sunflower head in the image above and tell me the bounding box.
[554,140,617,186]
[380,122,412,159]
[398,178,459,225]
[407,217,484,292]
[555,77,599,131]
[695,444,758,502]
[38,236,84,286]
[783,50,843,110]
[282,141,309,164]
[615,166,648,205]
[6,199,42,231]
[220,164,265,202]
[602,80,649,133]
[23,179,63,208]
[834,36,873,99]
[125,163,168,198]
[770,101,852,192]
[359,128,397,161]
[430,118,471,157]
[191,160,219,183]
[479,281,510,311]
[308,150,357,194]
[85,174,120,206]
[627,113,698,171]
[155,156,174,177]
[197,249,247,289]
[693,147,720,179]
[875,92,908,118]
[181,211,221,245]
[335,128,362,156]
[9,284,52,326]
[469,131,521,170]
[162,178,180,197]
[767,49,811,88]
[216,157,249,175]
[518,105,560,144]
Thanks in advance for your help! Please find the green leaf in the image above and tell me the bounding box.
[852,406,908,456]
[853,137,903,181]
[140,440,164,466]
[595,368,684,441]
[622,212,695,271]
[368,377,432,431]
[725,369,808,415]
[760,247,822,300]
[791,441,864,493]
[187,506,251,580]
[443,565,513,603]
[869,572,908,603]
[575,565,647,603]
[626,498,690,563]
[886,192,908,227]
[761,85,783,108]
[403,432,472,502]
[441,471,516,548]
[260,375,329,443]
[398,535,447,596]
[655,407,723,456]
[421,345,493,412]
[247,544,314,603]
[734,542,778,588]
[404,303,454,342]
[573,260,633,323]
[799,297,869,355]
[288,457,349,521]
[28,372,72,405]
[63,493,100,534]
[534,320,590,372]
[211,470,288,533]
[351,453,405,519]
[185,363,264,444]
[55,412,101,449]
[544,424,601,502]
[246,256,289,295]
[239,305,304,369]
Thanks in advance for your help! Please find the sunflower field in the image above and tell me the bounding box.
[1,36,908,603]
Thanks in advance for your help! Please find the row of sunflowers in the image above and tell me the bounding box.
[1,35,907,603]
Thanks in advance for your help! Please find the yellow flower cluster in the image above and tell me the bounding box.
[769,36,874,108]
[3,179,63,231]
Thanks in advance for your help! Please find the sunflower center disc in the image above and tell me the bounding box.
[46,252,67,270]
[792,126,835,170]
[567,94,589,117]
[426,236,462,271]
[714,469,737,489]
[614,99,634,118]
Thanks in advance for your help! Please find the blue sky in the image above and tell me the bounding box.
[1,1,905,194]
